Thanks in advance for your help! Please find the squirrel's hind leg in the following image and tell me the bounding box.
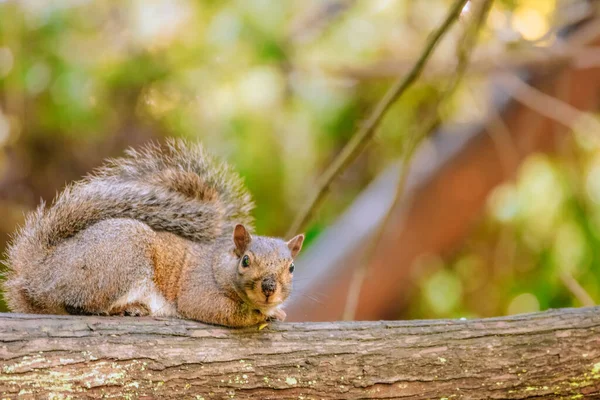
[64,305,98,316]
[47,218,159,316]
[65,301,151,317]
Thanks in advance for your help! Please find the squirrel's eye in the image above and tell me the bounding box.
[289,262,295,273]
[242,255,250,267]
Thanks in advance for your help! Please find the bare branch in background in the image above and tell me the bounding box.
[500,73,600,133]
[465,81,519,179]
[288,0,357,43]
[342,0,494,321]
[560,271,596,307]
[287,0,470,237]
[326,5,600,81]
[483,93,520,177]
[328,46,600,81]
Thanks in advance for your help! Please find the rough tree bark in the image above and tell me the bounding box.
[1,308,599,399]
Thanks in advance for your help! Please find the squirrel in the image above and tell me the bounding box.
[1,139,304,328]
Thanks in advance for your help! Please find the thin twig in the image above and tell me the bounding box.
[328,47,600,80]
[328,7,600,81]
[559,271,595,307]
[288,0,357,43]
[466,83,519,179]
[466,83,520,278]
[499,73,600,134]
[342,0,494,320]
[287,0,470,237]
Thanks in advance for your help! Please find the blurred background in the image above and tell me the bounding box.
[0,0,599,322]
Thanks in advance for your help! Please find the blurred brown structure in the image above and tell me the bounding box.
[288,17,600,322]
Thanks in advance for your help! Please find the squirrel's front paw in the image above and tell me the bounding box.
[109,302,150,317]
[267,307,287,322]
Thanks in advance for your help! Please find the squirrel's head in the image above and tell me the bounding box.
[231,224,304,313]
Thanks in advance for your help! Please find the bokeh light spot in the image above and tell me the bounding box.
[507,293,540,315]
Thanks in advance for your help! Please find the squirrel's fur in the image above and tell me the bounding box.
[1,139,304,327]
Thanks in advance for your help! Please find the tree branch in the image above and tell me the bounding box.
[560,271,596,307]
[342,0,493,320]
[286,0,469,237]
[329,44,600,81]
[288,0,357,43]
[1,308,600,398]
[499,72,600,134]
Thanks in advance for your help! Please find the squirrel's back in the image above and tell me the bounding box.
[2,139,254,311]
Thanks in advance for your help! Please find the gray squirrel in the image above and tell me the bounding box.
[2,139,304,327]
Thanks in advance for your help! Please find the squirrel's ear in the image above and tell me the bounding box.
[286,234,304,258]
[233,224,252,255]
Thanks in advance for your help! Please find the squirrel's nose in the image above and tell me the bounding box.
[261,277,276,297]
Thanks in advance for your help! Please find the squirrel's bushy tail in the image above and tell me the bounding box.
[2,139,254,310]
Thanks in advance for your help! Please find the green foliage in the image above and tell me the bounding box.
[412,135,600,319]
[0,0,587,320]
